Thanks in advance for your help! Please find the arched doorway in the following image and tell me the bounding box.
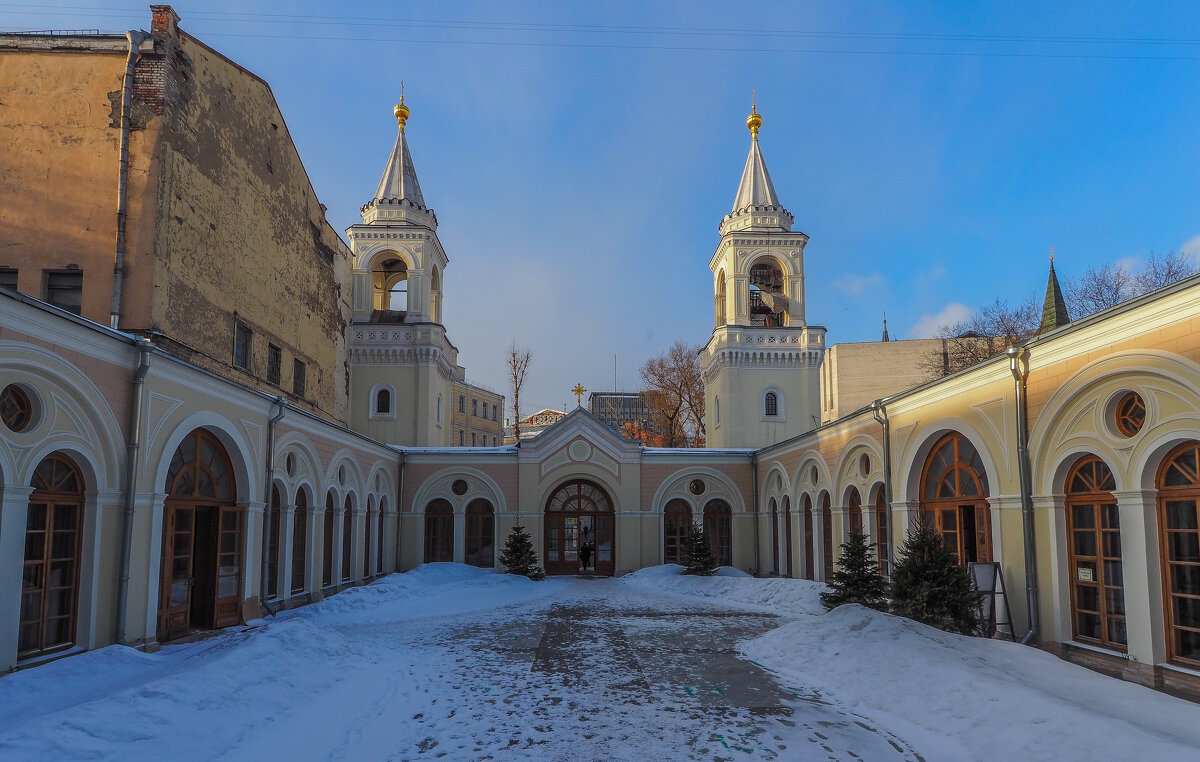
[363,497,374,577]
[703,499,732,568]
[424,499,453,563]
[783,496,793,578]
[465,499,494,568]
[290,489,308,595]
[19,452,84,659]
[322,492,335,588]
[158,429,242,642]
[874,487,889,576]
[341,496,353,582]
[544,480,615,576]
[1157,441,1200,667]
[1066,455,1125,650]
[769,497,780,575]
[821,493,833,581]
[847,487,863,534]
[803,495,814,580]
[663,499,691,565]
[377,499,388,574]
[919,432,992,564]
[267,485,282,599]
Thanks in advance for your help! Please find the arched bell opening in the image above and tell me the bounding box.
[748,256,789,327]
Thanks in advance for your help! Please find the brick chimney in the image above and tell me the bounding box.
[150,5,179,40]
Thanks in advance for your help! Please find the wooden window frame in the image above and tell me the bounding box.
[233,322,252,371]
[1157,441,1200,668]
[424,499,454,563]
[874,488,889,576]
[290,490,308,595]
[20,453,84,659]
[266,344,282,385]
[821,494,833,581]
[322,493,335,588]
[703,499,732,568]
[1115,391,1146,438]
[663,499,691,565]
[44,268,83,315]
[1,383,34,433]
[847,487,863,535]
[1065,455,1126,651]
[465,499,495,568]
[919,432,993,564]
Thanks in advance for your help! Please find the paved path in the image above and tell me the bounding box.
[356,579,922,761]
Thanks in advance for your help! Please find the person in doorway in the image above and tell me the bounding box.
[579,541,592,572]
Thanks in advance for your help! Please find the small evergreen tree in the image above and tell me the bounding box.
[888,517,981,635]
[682,521,718,576]
[820,529,887,612]
[499,522,545,581]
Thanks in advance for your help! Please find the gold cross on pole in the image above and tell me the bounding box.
[571,383,587,408]
[1048,246,1055,262]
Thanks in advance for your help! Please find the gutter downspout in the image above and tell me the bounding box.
[116,337,152,644]
[110,29,150,330]
[259,397,286,617]
[751,451,760,575]
[1007,344,1040,645]
[394,450,406,573]
[871,399,894,576]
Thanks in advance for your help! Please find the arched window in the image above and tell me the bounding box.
[663,499,691,565]
[377,499,388,575]
[371,255,408,313]
[342,496,353,582]
[748,259,786,327]
[376,388,391,415]
[803,495,815,580]
[1157,441,1200,667]
[159,429,241,642]
[715,396,720,426]
[290,489,308,595]
[424,499,453,563]
[1066,456,1125,651]
[20,452,84,658]
[769,497,780,575]
[703,499,732,567]
[267,485,282,599]
[783,496,793,578]
[323,492,335,588]
[764,392,778,417]
[716,269,727,327]
[847,487,863,535]
[919,432,992,564]
[363,497,374,578]
[874,487,889,576]
[821,493,834,581]
[465,499,494,568]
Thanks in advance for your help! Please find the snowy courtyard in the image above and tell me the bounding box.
[1,565,1199,761]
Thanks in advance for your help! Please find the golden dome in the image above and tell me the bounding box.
[746,102,762,139]
[394,96,410,131]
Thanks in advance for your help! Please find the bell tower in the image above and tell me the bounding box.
[346,97,463,446]
[700,103,826,447]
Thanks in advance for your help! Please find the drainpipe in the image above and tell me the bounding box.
[115,337,152,644]
[871,399,894,576]
[1007,344,1039,644]
[259,397,286,616]
[751,451,760,575]
[110,29,150,330]
[394,450,406,573]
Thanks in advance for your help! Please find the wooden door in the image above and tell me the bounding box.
[158,504,195,642]
[213,506,243,628]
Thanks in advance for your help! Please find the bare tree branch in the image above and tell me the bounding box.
[915,297,1039,379]
[507,342,531,441]
[1136,250,1200,293]
[640,341,705,447]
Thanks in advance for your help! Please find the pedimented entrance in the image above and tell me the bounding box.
[544,479,614,576]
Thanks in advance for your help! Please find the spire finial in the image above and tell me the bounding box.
[746,90,762,139]
[394,81,410,131]
[1048,246,1055,263]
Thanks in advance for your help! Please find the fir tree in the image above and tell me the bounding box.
[820,529,887,612]
[888,517,981,635]
[682,521,718,576]
[498,522,545,581]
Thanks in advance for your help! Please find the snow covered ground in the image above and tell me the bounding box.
[0,564,1198,761]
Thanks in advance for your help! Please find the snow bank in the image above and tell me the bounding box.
[742,604,1200,761]
[620,564,827,617]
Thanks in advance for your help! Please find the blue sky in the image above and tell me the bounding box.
[7,2,1200,415]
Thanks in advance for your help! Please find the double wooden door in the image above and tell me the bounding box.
[545,513,614,576]
[158,502,243,642]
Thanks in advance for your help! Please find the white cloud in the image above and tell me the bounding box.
[834,272,886,296]
[1182,234,1200,264]
[908,303,971,339]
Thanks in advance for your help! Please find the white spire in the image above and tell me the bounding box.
[373,127,425,208]
[731,137,781,214]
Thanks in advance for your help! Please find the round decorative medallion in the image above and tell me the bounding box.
[451,479,469,496]
[1115,391,1146,437]
[688,478,706,496]
[0,384,33,433]
[568,440,592,462]
[859,453,871,477]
